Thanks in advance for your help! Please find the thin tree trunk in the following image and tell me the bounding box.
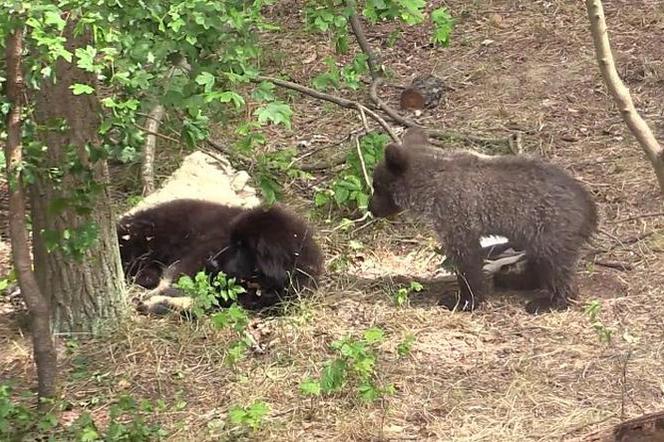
[4,26,57,401]
[586,0,664,193]
[141,104,164,196]
[30,19,126,334]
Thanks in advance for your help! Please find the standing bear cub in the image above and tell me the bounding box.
[368,129,598,314]
[117,199,324,315]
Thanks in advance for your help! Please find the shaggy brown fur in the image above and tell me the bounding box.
[117,199,244,289]
[369,129,598,314]
[117,199,323,315]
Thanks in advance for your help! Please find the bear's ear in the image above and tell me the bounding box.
[402,127,428,147]
[384,143,409,174]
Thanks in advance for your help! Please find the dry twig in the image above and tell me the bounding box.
[355,136,372,192]
[255,76,399,142]
[369,78,512,148]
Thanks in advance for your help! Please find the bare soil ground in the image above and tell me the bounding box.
[3,1,664,441]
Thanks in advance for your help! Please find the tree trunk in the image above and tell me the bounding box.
[30,20,126,334]
[5,25,58,401]
[585,0,664,194]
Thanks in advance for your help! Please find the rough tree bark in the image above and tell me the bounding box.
[5,26,58,400]
[586,0,664,194]
[30,19,126,334]
[141,104,165,196]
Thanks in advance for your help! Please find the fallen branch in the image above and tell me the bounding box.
[369,78,512,148]
[4,25,58,403]
[255,76,399,142]
[300,156,346,172]
[346,0,380,79]
[610,211,664,224]
[586,0,664,193]
[593,259,633,271]
[141,104,164,196]
[586,229,659,258]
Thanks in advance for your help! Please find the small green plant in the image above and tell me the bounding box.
[312,54,369,91]
[175,271,246,319]
[175,271,254,365]
[392,281,424,306]
[66,395,167,441]
[211,303,253,366]
[227,400,270,433]
[315,132,389,213]
[0,385,166,440]
[0,269,17,295]
[0,384,36,438]
[397,334,416,358]
[255,147,309,204]
[584,300,614,343]
[125,195,143,208]
[431,7,455,46]
[300,327,395,403]
[175,271,253,366]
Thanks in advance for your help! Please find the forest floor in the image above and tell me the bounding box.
[2,0,664,441]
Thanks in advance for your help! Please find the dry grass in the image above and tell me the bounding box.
[3,0,664,440]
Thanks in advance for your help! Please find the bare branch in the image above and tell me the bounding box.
[136,124,180,144]
[586,0,664,193]
[355,136,372,192]
[346,1,380,79]
[255,76,399,142]
[141,104,164,196]
[4,25,57,403]
[369,77,512,148]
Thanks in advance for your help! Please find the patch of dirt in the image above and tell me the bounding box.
[2,1,664,441]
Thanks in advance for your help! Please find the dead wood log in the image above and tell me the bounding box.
[400,74,445,110]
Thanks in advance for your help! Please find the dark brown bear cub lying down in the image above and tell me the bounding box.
[368,129,598,314]
[117,199,323,315]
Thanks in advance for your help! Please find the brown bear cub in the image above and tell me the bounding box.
[117,199,324,315]
[368,128,598,314]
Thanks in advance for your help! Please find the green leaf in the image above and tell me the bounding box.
[320,359,347,393]
[204,91,245,108]
[75,46,98,73]
[254,102,293,129]
[334,187,350,204]
[314,191,331,207]
[431,8,455,46]
[363,327,385,344]
[43,10,66,29]
[358,381,380,402]
[195,72,216,93]
[300,379,322,396]
[70,83,95,95]
[397,334,416,357]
